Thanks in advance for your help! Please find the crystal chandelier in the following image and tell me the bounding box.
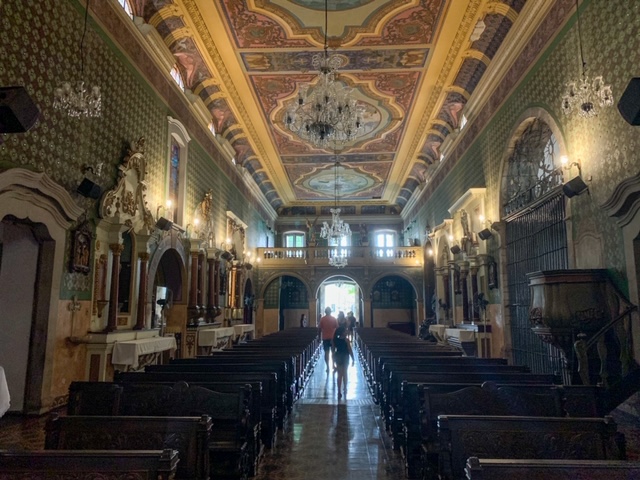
[283,0,363,148]
[54,0,102,118]
[321,160,351,267]
[329,252,348,268]
[321,206,351,242]
[561,0,612,118]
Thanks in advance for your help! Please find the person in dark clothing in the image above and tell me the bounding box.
[346,311,357,340]
[332,316,354,399]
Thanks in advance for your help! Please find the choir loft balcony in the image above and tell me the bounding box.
[255,246,423,268]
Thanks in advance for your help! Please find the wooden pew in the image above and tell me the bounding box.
[407,383,563,479]
[45,413,210,480]
[115,371,280,449]
[437,415,625,480]
[69,379,264,476]
[465,457,640,479]
[171,356,297,408]
[382,370,558,438]
[0,449,179,480]
[65,381,252,479]
[146,361,292,419]
[371,356,508,396]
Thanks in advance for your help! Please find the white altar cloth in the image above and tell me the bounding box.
[0,367,10,417]
[233,324,255,340]
[428,325,447,343]
[198,327,235,347]
[445,328,476,342]
[112,336,177,369]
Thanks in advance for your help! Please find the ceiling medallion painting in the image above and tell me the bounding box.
[137,0,530,210]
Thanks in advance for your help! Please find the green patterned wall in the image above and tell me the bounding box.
[414,0,640,291]
[0,0,269,298]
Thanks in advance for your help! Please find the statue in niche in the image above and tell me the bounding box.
[200,189,213,219]
[306,216,318,245]
[70,224,92,274]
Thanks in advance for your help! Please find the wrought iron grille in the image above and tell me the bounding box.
[503,118,569,381]
[506,192,568,380]
[504,119,564,216]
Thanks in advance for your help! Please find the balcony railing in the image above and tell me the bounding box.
[256,246,423,267]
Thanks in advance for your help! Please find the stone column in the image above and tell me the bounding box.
[309,297,318,327]
[133,252,149,330]
[460,262,470,324]
[187,240,202,326]
[197,252,205,315]
[363,298,372,328]
[214,258,221,317]
[105,243,124,332]
[206,251,216,322]
[470,265,479,323]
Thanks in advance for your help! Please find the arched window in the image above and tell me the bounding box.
[503,118,563,216]
[118,0,134,19]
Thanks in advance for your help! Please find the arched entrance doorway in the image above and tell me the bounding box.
[151,248,185,336]
[0,218,55,413]
[261,275,310,334]
[370,275,418,333]
[317,275,362,327]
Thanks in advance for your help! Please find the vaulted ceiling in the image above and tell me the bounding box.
[131,0,530,213]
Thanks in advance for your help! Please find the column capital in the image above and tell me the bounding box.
[109,243,124,255]
[138,252,150,262]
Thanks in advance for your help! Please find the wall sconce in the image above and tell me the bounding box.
[560,156,588,198]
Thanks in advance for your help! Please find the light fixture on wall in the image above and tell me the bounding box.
[53,0,102,118]
[560,156,588,198]
[560,0,613,118]
[283,0,363,148]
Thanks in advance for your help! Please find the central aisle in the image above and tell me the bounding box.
[254,347,405,480]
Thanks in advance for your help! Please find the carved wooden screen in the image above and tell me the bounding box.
[503,118,569,381]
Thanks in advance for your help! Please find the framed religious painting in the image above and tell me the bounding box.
[70,225,92,274]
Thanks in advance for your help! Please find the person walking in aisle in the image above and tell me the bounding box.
[318,306,338,374]
[332,315,355,399]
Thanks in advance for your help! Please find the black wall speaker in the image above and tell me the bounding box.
[156,217,173,231]
[618,78,640,126]
[0,86,40,133]
[77,177,102,199]
[478,228,493,241]
[450,245,461,254]
[563,176,589,198]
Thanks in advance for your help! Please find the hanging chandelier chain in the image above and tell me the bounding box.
[53,0,102,118]
[575,0,586,78]
[560,0,613,118]
[80,0,90,78]
[282,0,364,148]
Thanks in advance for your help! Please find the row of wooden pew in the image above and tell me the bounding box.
[0,327,321,479]
[356,327,640,479]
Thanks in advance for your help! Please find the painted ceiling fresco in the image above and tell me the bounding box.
[131,0,529,211]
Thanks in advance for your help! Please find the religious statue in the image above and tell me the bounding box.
[306,216,318,245]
